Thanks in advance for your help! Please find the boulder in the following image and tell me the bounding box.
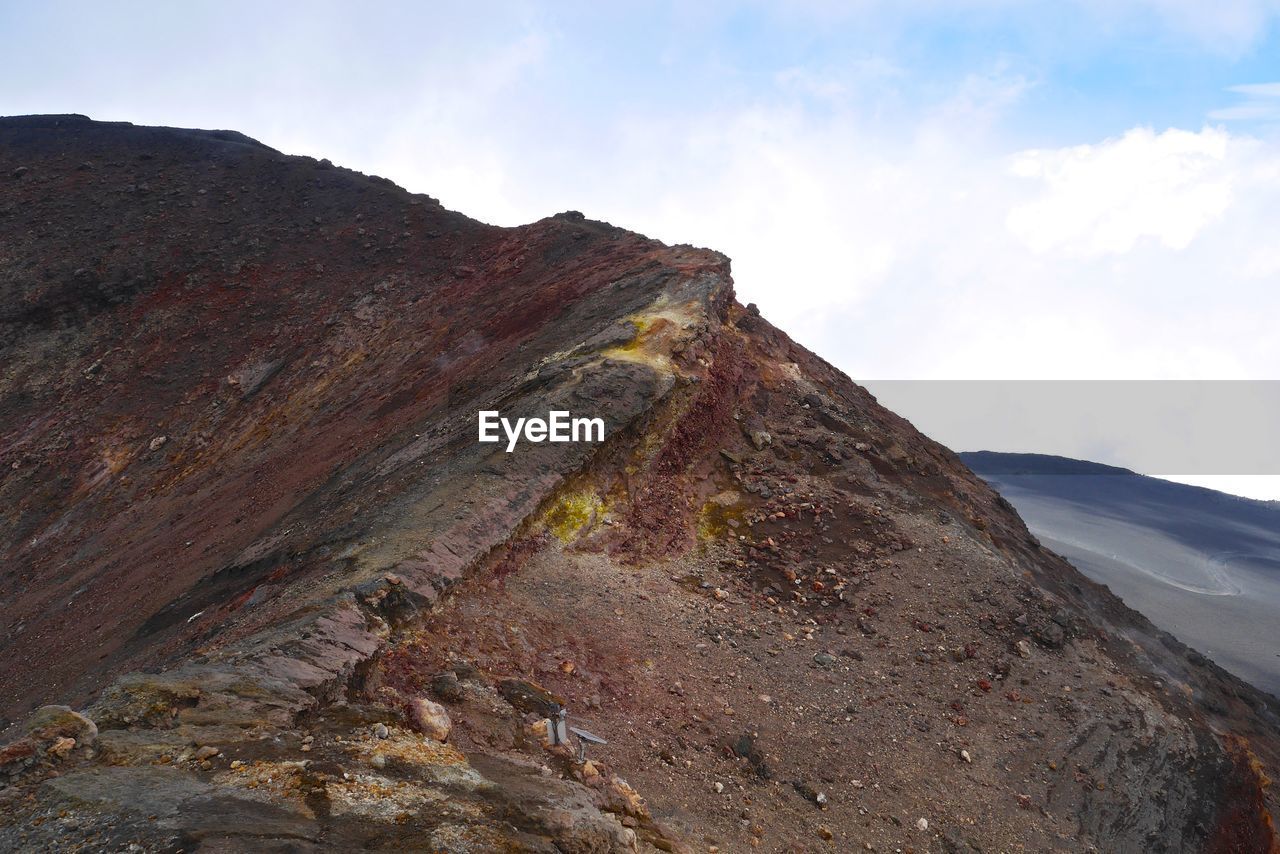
[408,697,452,742]
[23,705,98,748]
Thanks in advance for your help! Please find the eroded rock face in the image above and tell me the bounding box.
[1,116,1278,852]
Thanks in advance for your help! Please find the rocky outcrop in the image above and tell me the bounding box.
[1,116,1277,852]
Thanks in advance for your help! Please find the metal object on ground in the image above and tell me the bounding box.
[548,707,568,746]
[570,725,607,762]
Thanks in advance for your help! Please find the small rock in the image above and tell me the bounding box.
[373,723,389,739]
[1015,640,1032,659]
[431,671,464,703]
[193,745,219,761]
[148,435,167,451]
[407,697,452,741]
[813,652,837,668]
[48,737,76,759]
[793,781,828,806]
[370,753,387,768]
[960,749,972,763]
[530,718,556,749]
[818,825,834,841]
[498,678,564,718]
[916,817,929,832]
[1033,622,1065,649]
[449,659,478,680]
[713,782,724,793]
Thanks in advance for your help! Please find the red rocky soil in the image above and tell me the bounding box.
[1,115,1277,852]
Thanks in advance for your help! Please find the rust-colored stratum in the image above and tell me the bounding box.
[1,115,1278,852]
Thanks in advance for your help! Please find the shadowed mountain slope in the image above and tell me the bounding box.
[1,117,1277,852]
[962,451,1280,697]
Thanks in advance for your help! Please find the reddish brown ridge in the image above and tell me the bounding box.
[1,116,1277,852]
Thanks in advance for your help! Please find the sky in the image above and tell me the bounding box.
[3,0,1279,497]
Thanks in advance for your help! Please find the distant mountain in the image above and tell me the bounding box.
[960,451,1135,477]
[962,451,1280,698]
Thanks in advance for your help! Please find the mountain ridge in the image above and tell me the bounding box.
[963,450,1279,509]
[1,117,1277,852]
[960,451,1137,477]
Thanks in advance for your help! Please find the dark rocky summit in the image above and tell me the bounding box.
[1,115,1277,852]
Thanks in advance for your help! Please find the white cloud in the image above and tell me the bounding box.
[1006,127,1236,255]
[1228,82,1280,97]
[1080,0,1280,53]
[369,95,1271,385]
[1211,81,1280,121]
[547,118,1275,384]
[264,46,1277,388]
[587,119,1277,381]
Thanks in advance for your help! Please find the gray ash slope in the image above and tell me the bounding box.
[962,451,1280,697]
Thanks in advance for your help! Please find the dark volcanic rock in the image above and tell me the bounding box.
[0,114,718,722]
[1,116,1278,852]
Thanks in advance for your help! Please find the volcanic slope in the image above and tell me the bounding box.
[961,451,1280,698]
[1,116,1277,852]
